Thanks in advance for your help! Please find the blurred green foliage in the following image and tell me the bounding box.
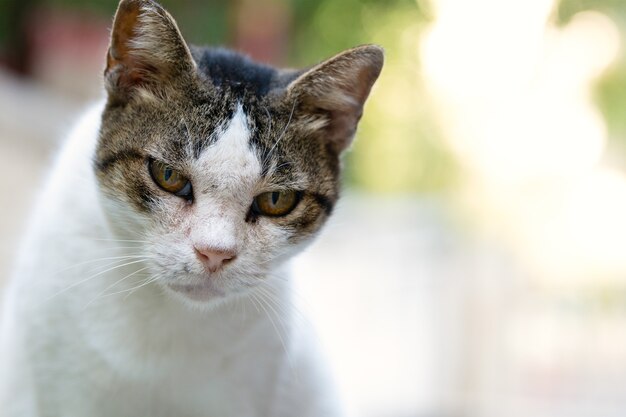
[559,0,626,147]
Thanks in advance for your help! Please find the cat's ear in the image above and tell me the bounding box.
[286,45,384,153]
[105,0,195,100]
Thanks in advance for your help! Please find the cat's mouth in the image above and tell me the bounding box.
[167,281,226,301]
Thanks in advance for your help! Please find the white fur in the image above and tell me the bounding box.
[0,102,343,417]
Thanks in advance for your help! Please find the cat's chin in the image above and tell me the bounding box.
[165,281,227,304]
[167,280,226,301]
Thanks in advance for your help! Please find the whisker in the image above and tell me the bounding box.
[252,289,296,375]
[98,274,161,300]
[248,291,262,314]
[83,266,152,307]
[262,99,297,169]
[89,246,146,252]
[254,285,294,326]
[52,255,153,275]
[88,238,150,244]
[256,247,296,266]
[260,279,314,330]
[263,104,274,137]
[123,273,164,298]
[47,258,151,301]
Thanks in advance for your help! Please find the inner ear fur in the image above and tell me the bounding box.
[286,45,384,153]
[105,0,195,99]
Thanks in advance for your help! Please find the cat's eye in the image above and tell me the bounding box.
[252,191,300,217]
[149,160,192,199]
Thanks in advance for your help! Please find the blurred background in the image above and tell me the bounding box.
[2,0,626,416]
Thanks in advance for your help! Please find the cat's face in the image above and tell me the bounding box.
[96,89,338,306]
[95,0,382,307]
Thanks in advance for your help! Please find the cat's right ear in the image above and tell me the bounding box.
[105,0,195,102]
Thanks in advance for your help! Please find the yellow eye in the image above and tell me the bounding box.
[149,160,192,198]
[253,191,300,217]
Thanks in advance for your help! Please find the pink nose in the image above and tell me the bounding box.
[194,246,237,272]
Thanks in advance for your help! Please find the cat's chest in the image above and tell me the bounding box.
[62,362,278,417]
[41,310,288,416]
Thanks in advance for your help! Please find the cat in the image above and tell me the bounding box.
[0,0,382,416]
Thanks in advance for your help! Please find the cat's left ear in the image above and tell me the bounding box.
[105,0,195,101]
[286,45,384,153]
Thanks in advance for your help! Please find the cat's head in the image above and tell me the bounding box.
[95,0,383,308]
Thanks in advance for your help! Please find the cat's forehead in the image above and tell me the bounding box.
[191,105,262,193]
[176,95,308,189]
